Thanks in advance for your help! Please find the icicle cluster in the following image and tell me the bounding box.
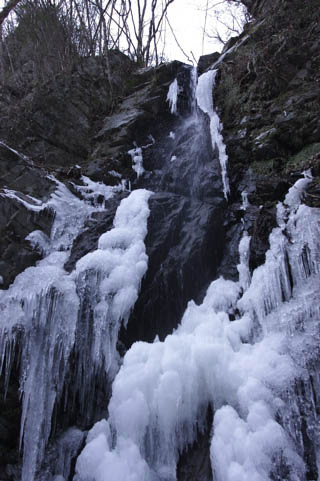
[75,175,320,481]
[0,177,152,481]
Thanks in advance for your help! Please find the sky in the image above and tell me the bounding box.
[165,0,223,63]
[0,0,240,64]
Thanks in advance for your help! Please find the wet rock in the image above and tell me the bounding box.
[249,205,277,271]
[177,427,213,481]
[0,144,55,288]
[198,52,220,75]
[64,195,126,272]
[121,192,224,344]
[0,53,135,169]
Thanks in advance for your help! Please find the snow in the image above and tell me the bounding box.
[196,70,230,199]
[75,175,320,481]
[166,79,180,114]
[0,175,152,481]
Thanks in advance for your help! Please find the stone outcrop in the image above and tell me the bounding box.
[211,0,320,269]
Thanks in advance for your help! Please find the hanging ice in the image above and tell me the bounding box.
[166,79,180,114]
[0,174,152,481]
[128,137,155,178]
[75,175,320,481]
[72,188,153,397]
[241,190,249,210]
[128,146,144,178]
[196,70,230,200]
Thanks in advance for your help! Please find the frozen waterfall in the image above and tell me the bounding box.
[0,179,152,481]
[1,60,320,481]
[75,174,320,481]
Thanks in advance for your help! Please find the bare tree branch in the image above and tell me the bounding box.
[0,0,22,26]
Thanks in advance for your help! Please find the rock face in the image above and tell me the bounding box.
[0,143,55,288]
[0,0,320,479]
[211,0,320,268]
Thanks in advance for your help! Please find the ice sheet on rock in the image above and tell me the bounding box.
[76,177,320,481]
[0,176,138,481]
[166,79,180,114]
[196,70,230,199]
[75,175,120,207]
[0,188,46,212]
[284,169,312,211]
[73,189,152,385]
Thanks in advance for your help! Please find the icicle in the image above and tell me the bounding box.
[196,70,230,200]
[166,78,181,114]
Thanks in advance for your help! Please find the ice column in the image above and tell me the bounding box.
[196,70,230,199]
[166,78,180,114]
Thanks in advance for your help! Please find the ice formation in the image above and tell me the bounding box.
[166,79,180,114]
[0,177,152,481]
[196,70,230,199]
[75,174,320,481]
[241,190,249,210]
[128,146,145,178]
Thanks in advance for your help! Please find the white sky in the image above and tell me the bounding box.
[165,0,223,64]
[0,0,226,64]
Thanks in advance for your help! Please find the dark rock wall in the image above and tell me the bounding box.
[212,0,320,269]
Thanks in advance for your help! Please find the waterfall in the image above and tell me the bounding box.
[75,172,320,481]
[1,58,320,481]
[72,64,320,481]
